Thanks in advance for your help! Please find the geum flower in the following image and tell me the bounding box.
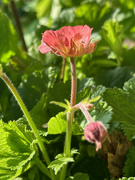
[39,25,99,58]
[84,121,110,151]
[77,102,110,151]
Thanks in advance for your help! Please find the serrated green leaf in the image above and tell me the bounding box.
[0,10,18,63]
[76,85,112,129]
[48,111,83,135]
[0,120,36,180]
[103,77,135,139]
[123,147,135,177]
[11,67,58,120]
[66,173,89,180]
[48,152,75,175]
[100,20,122,64]
[70,149,80,156]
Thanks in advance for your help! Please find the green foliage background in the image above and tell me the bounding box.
[0,0,135,179]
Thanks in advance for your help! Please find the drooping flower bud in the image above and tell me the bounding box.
[84,121,110,151]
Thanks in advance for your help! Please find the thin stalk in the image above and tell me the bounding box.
[36,158,52,178]
[70,57,77,107]
[60,57,77,180]
[10,0,27,52]
[61,58,66,81]
[0,70,55,180]
[79,103,94,123]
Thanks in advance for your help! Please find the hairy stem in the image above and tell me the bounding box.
[70,57,77,107]
[0,70,56,180]
[60,57,76,180]
[79,103,94,123]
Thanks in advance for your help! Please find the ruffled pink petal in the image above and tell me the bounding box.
[39,41,52,54]
[85,40,99,54]
[39,25,98,57]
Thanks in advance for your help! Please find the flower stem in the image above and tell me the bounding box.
[79,103,94,123]
[70,57,77,107]
[60,57,77,180]
[0,70,55,180]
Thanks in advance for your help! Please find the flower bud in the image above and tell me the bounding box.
[84,103,93,110]
[84,121,110,151]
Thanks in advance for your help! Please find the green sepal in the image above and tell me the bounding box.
[82,95,101,104]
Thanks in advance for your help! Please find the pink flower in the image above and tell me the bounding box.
[39,25,99,58]
[84,121,110,151]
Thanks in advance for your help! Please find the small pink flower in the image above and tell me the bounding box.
[84,121,110,151]
[39,25,99,58]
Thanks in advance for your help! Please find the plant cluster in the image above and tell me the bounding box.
[0,0,135,180]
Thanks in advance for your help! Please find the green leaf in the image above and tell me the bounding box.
[0,10,18,63]
[0,120,36,180]
[76,85,112,129]
[119,178,135,180]
[48,149,78,175]
[17,93,49,136]
[103,77,135,139]
[94,67,133,88]
[53,8,75,29]
[2,0,11,3]
[48,156,74,175]
[48,111,83,135]
[36,0,53,18]
[66,173,89,180]
[123,147,135,177]
[75,2,111,30]
[100,20,122,63]
[11,67,58,120]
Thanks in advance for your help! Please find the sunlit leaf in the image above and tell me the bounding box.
[0,10,18,63]
[0,120,36,180]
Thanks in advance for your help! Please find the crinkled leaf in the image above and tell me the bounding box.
[48,149,78,175]
[0,120,36,180]
[103,77,135,139]
[11,67,58,120]
[0,10,18,63]
[100,20,122,61]
[48,156,74,175]
[94,67,133,88]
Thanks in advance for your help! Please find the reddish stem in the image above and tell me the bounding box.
[70,57,76,107]
[79,103,94,123]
